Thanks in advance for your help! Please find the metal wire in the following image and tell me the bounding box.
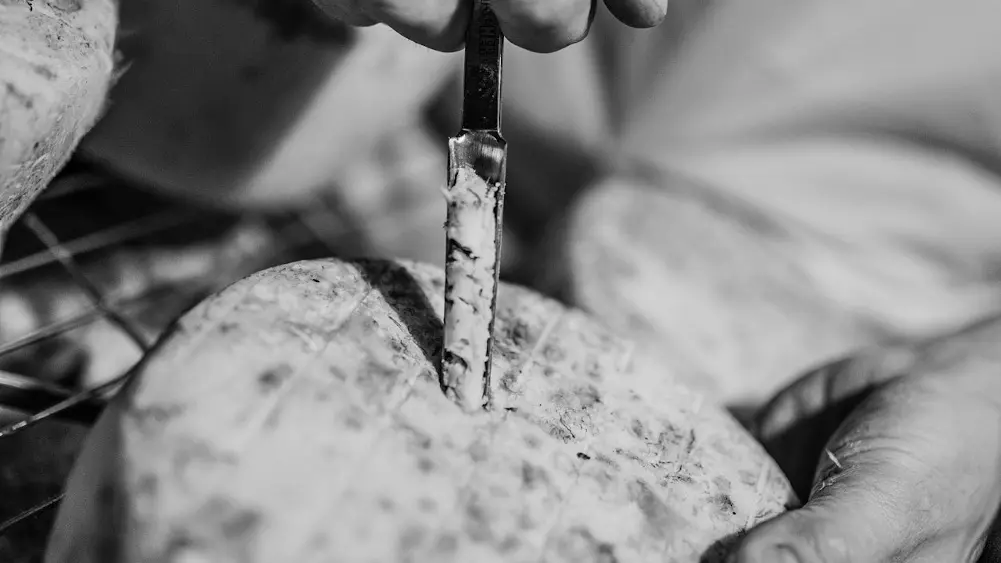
[0,497,62,538]
[21,212,154,352]
[0,173,203,540]
[0,168,380,541]
[0,209,197,279]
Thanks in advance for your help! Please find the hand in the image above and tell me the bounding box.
[731,317,1001,562]
[310,0,667,53]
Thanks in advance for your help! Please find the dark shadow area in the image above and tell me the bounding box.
[524,214,578,307]
[354,260,444,378]
[0,372,103,426]
[220,0,355,44]
[1,160,244,268]
[978,511,1001,563]
[0,419,87,563]
[726,403,758,430]
[699,530,744,563]
[758,368,872,499]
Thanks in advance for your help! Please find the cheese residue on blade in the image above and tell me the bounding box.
[442,165,501,413]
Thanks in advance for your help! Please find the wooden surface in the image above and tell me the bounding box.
[0,0,117,235]
[46,258,796,563]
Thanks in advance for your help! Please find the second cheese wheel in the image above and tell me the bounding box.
[0,0,117,240]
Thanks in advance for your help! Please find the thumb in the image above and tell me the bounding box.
[731,454,911,563]
[733,377,1001,563]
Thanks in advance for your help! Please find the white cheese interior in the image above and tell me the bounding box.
[441,165,501,412]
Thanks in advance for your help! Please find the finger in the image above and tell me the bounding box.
[754,344,917,441]
[732,492,907,563]
[752,344,916,492]
[492,0,596,53]
[751,361,863,497]
[602,0,668,28]
[310,0,380,26]
[735,378,1001,563]
[310,0,469,51]
[752,346,917,495]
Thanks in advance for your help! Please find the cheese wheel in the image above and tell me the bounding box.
[77,0,457,208]
[555,174,888,410]
[0,0,117,236]
[45,258,797,563]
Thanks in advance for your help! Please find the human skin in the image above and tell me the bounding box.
[735,316,1001,562]
[309,0,668,53]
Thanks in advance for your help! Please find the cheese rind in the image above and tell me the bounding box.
[0,0,117,237]
[441,166,502,412]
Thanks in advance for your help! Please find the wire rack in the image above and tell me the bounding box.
[0,130,448,561]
